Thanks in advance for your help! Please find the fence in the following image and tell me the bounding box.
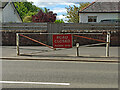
[1,23,119,31]
[1,23,47,31]
[48,23,119,32]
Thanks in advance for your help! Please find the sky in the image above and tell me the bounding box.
[27,0,94,22]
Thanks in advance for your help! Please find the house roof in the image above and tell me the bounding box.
[79,1,119,13]
[0,2,22,22]
[0,2,8,8]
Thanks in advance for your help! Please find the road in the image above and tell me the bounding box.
[1,60,118,88]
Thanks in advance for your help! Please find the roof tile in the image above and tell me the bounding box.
[80,2,119,12]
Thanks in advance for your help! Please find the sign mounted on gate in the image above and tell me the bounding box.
[53,34,72,48]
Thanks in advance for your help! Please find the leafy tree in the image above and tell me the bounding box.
[23,2,42,12]
[54,19,64,23]
[65,2,90,23]
[14,2,42,19]
[32,10,57,23]
[23,16,32,23]
[44,7,50,14]
[14,2,57,23]
[14,2,28,19]
[79,2,90,10]
[24,11,38,17]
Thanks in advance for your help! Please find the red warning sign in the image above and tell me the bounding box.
[53,34,72,48]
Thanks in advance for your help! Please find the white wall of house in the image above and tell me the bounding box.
[2,3,22,23]
[79,13,119,23]
[0,9,2,23]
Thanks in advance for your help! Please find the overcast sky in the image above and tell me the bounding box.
[27,0,94,22]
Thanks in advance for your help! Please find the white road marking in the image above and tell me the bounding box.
[0,60,118,64]
[0,81,70,86]
[0,60,32,62]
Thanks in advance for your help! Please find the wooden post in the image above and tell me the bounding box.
[76,43,79,57]
[16,33,20,56]
[106,31,110,57]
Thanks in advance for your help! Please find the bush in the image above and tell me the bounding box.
[23,16,32,23]
[54,19,64,23]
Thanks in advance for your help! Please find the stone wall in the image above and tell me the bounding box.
[2,31,47,46]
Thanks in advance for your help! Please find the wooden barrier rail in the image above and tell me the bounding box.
[16,33,56,55]
[19,34,55,50]
[73,35,106,43]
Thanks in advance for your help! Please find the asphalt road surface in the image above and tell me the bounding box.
[2,60,118,88]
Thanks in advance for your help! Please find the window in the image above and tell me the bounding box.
[88,16,97,22]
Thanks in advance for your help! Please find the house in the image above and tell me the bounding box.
[78,1,120,23]
[0,2,22,23]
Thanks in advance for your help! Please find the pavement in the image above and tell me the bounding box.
[1,46,119,62]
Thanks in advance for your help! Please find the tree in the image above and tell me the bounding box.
[23,16,32,23]
[14,2,28,19]
[14,2,42,19]
[54,19,64,23]
[32,10,57,23]
[14,2,54,23]
[44,7,50,14]
[65,2,90,23]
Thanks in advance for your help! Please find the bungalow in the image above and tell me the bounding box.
[0,2,22,23]
[78,1,120,23]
